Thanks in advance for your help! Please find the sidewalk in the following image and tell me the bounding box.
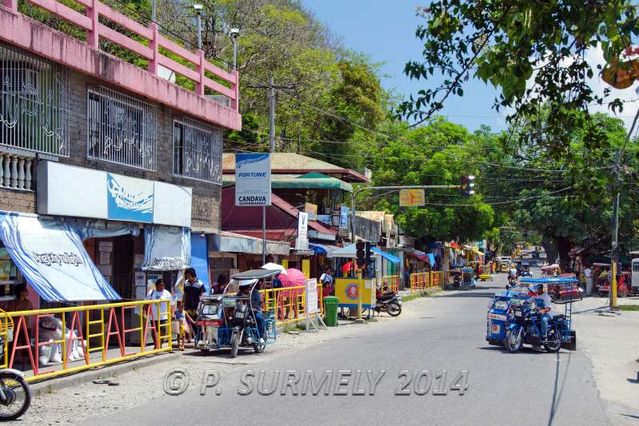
[573,295,639,424]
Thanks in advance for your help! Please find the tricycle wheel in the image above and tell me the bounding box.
[253,338,266,353]
[543,328,562,353]
[564,330,577,351]
[505,328,523,353]
[387,302,402,317]
[230,331,240,358]
[200,348,210,354]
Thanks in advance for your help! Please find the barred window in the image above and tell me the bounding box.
[87,87,157,170]
[0,44,70,156]
[173,118,222,184]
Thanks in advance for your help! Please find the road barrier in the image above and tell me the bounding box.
[261,284,323,326]
[409,272,444,291]
[381,275,400,292]
[0,300,172,383]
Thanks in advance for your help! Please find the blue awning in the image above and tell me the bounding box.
[371,247,401,264]
[309,243,339,255]
[0,211,121,302]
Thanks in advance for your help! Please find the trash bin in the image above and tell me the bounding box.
[323,296,338,327]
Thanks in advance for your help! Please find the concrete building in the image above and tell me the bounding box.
[0,0,240,307]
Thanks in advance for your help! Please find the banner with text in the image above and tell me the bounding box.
[235,153,271,206]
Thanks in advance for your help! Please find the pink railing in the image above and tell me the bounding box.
[2,0,239,110]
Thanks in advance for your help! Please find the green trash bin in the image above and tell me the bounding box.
[323,296,339,327]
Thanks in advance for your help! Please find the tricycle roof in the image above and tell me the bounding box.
[231,268,281,280]
[520,277,577,285]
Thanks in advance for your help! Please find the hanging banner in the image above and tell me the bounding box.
[190,232,210,292]
[235,153,271,206]
[0,212,121,301]
[142,226,191,271]
[295,212,309,250]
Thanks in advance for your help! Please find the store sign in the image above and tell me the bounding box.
[235,153,271,206]
[296,212,309,250]
[399,189,425,207]
[306,278,319,314]
[107,173,154,222]
[37,161,192,227]
[305,203,318,220]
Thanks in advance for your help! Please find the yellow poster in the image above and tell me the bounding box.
[399,189,425,207]
[334,278,376,308]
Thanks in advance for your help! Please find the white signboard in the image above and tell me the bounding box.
[296,212,309,250]
[306,278,319,314]
[142,226,191,271]
[234,153,271,206]
[37,161,192,227]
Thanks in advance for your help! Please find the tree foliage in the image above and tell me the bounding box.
[400,1,639,154]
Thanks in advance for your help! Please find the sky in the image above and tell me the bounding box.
[301,0,639,132]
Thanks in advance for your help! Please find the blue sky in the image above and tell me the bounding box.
[301,0,507,131]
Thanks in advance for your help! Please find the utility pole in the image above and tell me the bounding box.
[245,77,295,264]
[609,107,639,310]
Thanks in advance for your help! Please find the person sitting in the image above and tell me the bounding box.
[236,280,266,343]
[528,283,553,342]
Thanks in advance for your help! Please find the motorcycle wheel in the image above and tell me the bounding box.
[253,337,266,353]
[230,330,240,358]
[0,371,31,421]
[544,328,562,353]
[387,303,402,317]
[505,328,523,353]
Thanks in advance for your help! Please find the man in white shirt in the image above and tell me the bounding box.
[528,284,553,340]
[583,266,593,296]
[146,278,173,347]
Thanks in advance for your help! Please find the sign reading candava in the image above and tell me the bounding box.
[235,153,271,206]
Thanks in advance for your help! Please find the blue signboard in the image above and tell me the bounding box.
[235,153,271,206]
[106,173,154,223]
[339,206,350,229]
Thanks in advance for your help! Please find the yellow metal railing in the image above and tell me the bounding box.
[409,272,444,292]
[382,275,400,292]
[0,300,171,383]
[260,284,323,326]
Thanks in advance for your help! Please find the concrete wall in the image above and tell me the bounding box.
[0,63,221,231]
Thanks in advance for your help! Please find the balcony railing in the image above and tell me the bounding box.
[2,0,239,111]
[0,149,36,191]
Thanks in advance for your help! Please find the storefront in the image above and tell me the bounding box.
[30,161,193,305]
[208,231,290,285]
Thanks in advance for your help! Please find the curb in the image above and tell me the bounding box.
[30,351,178,396]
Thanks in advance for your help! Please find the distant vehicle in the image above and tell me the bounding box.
[632,258,639,295]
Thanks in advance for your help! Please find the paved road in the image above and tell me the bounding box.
[91,274,610,426]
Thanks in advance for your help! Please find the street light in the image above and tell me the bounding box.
[229,28,240,70]
[193,4,203,50]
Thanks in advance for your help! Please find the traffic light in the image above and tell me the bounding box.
[460,175,476,196]
[365,242,372,266]
[356,240,366,268]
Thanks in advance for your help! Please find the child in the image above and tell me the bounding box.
[174,301,195,350]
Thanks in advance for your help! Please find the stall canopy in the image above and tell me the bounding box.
[209,231,290,256]
[328,243,400,264]
[371,247,401,264]
[0,211,121,302]
[309,243,339,255]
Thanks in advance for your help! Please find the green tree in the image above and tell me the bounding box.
[400,1,639,154]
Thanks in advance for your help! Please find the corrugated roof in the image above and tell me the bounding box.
[222,153,368,182]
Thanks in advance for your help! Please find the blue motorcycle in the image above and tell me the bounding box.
[504,301,567,353]
[486,287,529,346]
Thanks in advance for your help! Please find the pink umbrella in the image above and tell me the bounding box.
[280,268,306,287]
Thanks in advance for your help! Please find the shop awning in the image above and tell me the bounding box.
[371,247,401,264]
[223,172,353,192]
[411,249,428,262]
[309,243,339,255]
[0,212,121,302]
[209,231,290,256]
[142,226,191,271]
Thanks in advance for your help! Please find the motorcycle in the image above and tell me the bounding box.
[229,295,266,358]
[374,290,402,317]
[504,301,565,353]
[0,368,31,420]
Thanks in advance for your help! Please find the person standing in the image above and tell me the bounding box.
[584,265,593,296]
[146,278,172,348]
[319,266,334,295]
[183,268,205,343]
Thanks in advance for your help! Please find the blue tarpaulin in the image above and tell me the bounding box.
[371,247,401,264]
[190,233,210,292]
[427,253,436,267]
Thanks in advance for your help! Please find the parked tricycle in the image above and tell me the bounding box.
[461,267,476,290]
[196,269,277,357]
